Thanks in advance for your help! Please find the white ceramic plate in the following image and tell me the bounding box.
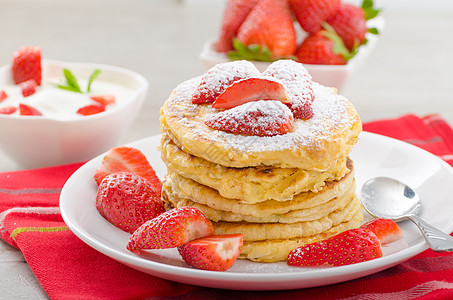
[60,132,453,290]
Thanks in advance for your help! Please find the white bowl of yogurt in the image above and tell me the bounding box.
[0,59,148,169]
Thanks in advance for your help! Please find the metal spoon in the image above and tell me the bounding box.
[361,177,453,252]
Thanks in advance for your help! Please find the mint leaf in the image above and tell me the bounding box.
[63,69,82,93]
[87,69,101,93]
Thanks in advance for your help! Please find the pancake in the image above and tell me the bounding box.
[210,195,362,241]
[162,177,356,223]
[160,134,350,202]
[239,209,364,262]
[161,78,361,170]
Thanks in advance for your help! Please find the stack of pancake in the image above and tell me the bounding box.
[159,75,362,263]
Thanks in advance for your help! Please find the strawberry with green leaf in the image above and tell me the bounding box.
[295,23,356,65]
[233,0,297,60]
[217,0,259,52]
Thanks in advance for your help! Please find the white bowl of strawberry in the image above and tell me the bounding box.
[200,0,384,91]
[0,46,148,169]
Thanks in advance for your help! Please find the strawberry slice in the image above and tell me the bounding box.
[90,94,116,106]
[287,228,382,267]
[263,60,314,119]
[11,46,42,85]
[96,172,165,234]
[94,146,162,194]
[19,79,37,97]
[127,207,214,251]
[0,106,17,115]
[217,0,259,52]
[178,234,244,271]
[77,104,105,116]
[361,218,404,245]
[205,100,294,136]
[0,90,7,102]
[192,60,260,104]
[212,77,290,109]
[19,103,42,116]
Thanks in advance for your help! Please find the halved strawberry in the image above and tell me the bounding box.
[0,90,7,102]
[12,46,42,85]
[126,207,214,251]
[19,79,37,97]
[96,172,165,234]
[205,100,294,136]
[212,77,290,109]
[19,103,42,116]
[93,146,162,194]
[263,60,314,119]
[0,106,17,115]
[192,60,260,104]
[287,228,382,267]
[217,0,260,52]
[90,94,116,106]
[360,218,403,245]
[290,0,341,34]
[76,104,105,116]
[178,234,244,271]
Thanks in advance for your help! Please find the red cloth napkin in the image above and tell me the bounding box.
[1,114,453,300]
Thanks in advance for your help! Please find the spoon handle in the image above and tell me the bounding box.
[408,215,453,252]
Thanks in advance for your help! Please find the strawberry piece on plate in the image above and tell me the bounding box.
[90,94,116,106]
[178,234,244,271]
[236,0,296,58]
[192,60,260,104]
[205,100,294,136]
[0,106,17,115]
[290,0,341,34]
[212,77,290,109]
[19,79,37,97]
[0,90,7,102]
[93,146,162,194]
[217,0,259,52]
[96,172,165,234]
[287,228,383,267]
[12,46,42,85]
[127,207,214,251]
[361,218,404,245]
[19,103,42,116]
[76,104,105,116]
[263,60,314,119]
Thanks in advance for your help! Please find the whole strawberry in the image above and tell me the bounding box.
[326,3,368,51]
[217,0,260,52]
[96,172,165,234]
[11,46,42,85]
[296,25,353,65]
[178,234,244,271]
[236,0,296,59]
[287,228,383,267]
[127,206,214,251]
[290,0,341,34]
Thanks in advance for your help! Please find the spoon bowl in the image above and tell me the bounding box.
[361,177,453,252]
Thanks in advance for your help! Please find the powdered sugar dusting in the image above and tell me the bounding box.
[204,100,293,136]
[192,60,261,103]
[166,77,357,154]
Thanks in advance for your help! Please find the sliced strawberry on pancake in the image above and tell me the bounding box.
[212,77,290,109]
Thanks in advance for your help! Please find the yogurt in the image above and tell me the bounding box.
[0,77,136,119]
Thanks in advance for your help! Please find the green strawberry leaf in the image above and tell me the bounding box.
[227,38,296,62]
[368,27,379,35]
[87,69,101,93]
[362,0,382,21]
[321,23,357,61]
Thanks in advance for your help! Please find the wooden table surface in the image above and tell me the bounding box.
[0,0,452,298]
